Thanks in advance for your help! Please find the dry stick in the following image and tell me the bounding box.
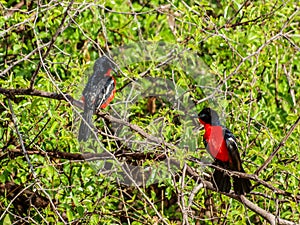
[211,6,300,91]
[283,34,300,51]
[0,87,83,109]
[7,99,67,223]
[4,0,25,18]
[189,158,300,200]
[0,87,173,149]
[89,142,169,224]
[240,196,296,225]
[183,162,296,225]
[255,115,300,175]
[8,146,300,202]
[0,43,50,78]
[7,99,36,177]
[180,163,189,225]
[117,47,179,93]
[29,0,75,89]
[0,183,34,221]
[283,64,297,109]
[97,111,176,149]
[220,1,285,29]
[6,144,299,224]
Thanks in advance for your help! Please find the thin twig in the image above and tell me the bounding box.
[0,43,50,78]
[255,115,300,175]
[184,162,296,225]
[0,183,34,221]
[5,146,298,224]
[29,0,75,89]
[7,99,36,177]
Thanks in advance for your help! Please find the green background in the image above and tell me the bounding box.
[0,0,299,224]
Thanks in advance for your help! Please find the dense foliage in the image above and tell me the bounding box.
[0,0,299,224]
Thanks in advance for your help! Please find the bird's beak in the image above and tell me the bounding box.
[191,115,204,130]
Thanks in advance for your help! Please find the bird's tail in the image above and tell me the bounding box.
[78,108,94,142]
[212,169,231,193]
[233,176,251,195]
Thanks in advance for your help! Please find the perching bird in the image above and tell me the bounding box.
[197,107,251,195]
[78,56,116,142]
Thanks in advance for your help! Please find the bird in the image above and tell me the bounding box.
[78,56,116,142]
[197,107,251,195]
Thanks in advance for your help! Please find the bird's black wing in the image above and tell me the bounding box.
[78,74,102,141]
[82,72,103,110]
[223,126,251,194]
[222,126,244,172]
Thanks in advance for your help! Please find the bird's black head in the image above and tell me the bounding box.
[93,56,116,75]
[198,107,221,125]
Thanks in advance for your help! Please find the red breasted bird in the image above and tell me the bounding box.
[197,107,251,195]
[78,56,116,142]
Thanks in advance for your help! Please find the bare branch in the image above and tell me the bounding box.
[5,146,298,225]
[8,99,36,177]
[255,115,300,175]
[240,196,296,225]
[29,0,75,89]
[183,162,297,225]
[0,87,83,109]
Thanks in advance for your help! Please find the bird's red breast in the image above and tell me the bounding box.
[200,119,230,162]
[99,87,116,109]
[104,69,112,77]
[100,69,116,109]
